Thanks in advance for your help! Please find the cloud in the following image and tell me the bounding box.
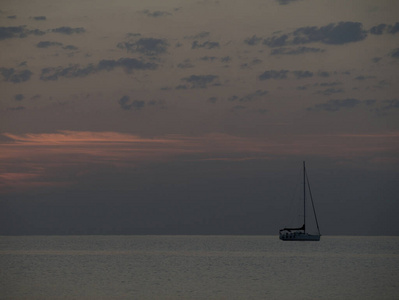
[141,10,171,17]
[51,27,85,35]
[0,67,33,83]
[33,16,46,21]
[200,56,218,61]
[276,0,301,5]
[117,37,168,56]
[0,26,45,40]
[316,88,344,96]
[369,23,386,35]
[318,71,330,77]
[373,99,399,115]
[36,41,63,48]
[293,22,367,45]
[263,34,289,47]
[40,58,157,80]
[14,94,24,101]
[7,16,17,19]
[244,35,262,46]
[240,59,262,69]
[63,45,78,50]
[270,46,325,55]
[263,22,367,47]
[181,74,219,88]
[307,98,375,112]
[118,96,145,110]
[293,70,313,79]
[390,48,399,58]
[354,75,375,80]
[192,41,220,49]
[319,81,341,87]
[177,59,194,69]
[221,56,232,63]
[259,70,288,80]
[369,22,399,35]
[228,90,268,102]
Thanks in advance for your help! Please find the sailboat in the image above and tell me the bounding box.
[279,161,321,241]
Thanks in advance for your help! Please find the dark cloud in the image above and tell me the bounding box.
[141,10,171,17]
[270,46,325,55]
[7,16,17,19]
[263,34,289,47]
[0,68,32,83]
[221,56,232,63]
[40,64,95,80]
[369,24,386,35]
[316,88,344,96]
[40,58,157,80]
[117,37,168,56]
[369,22,399,35]
[98,58,157,73]
[33,16,46,21]
[293,70,313,79]
[390,48,399,58]
[307,98,375,112]
[51,27,85,35]
[118,95,145,110]
[14,94,24,101]
[175,84,188,90]
[240,59,262,69]
[318,71,330,77]
[0,26,45,40]
[192,41,220,49]
[36,41,63,48]
[259,70,288,80]
[293,22,367,45]
[228,90,268,102]
[200,56,217,61]
[380,99,399,110]
[319,81,341,87]
[177,59,194,69]
[388,22,399,34]
[244,35,262,46]
[263,22,367,48]
[181,74,219,88]
[63,45,78,50]
[276,0,301,4]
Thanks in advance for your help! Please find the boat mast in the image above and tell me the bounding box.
[303,161,306,232]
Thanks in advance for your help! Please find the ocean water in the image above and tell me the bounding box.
[1,236,398,300]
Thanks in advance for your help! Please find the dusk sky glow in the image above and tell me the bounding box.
[1,0,398,235]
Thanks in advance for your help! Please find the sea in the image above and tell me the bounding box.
[1,235,398,300]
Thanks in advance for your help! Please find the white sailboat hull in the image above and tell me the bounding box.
[279,232,320,241]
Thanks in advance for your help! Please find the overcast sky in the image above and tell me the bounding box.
[0,0,398,235]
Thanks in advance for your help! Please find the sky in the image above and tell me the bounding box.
[0,0,398,235]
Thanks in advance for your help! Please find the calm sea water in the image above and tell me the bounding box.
[1,236,398,299]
